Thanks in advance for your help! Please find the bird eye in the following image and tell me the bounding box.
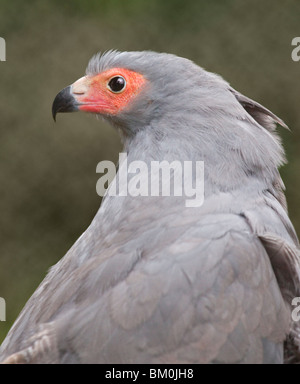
[107,76,126,93]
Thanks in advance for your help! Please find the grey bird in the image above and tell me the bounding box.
[1,51,300,364]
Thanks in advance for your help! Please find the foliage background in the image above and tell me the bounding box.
[0,0,299,342]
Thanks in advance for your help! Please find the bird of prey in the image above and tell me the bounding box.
[1,51,300,364]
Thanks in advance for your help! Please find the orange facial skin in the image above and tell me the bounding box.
[73,68,147,116]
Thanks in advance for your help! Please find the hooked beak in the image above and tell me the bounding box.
[52,85,79,121]
[52,76,96,121]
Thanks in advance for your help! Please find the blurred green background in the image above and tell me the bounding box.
[0,0,299,343]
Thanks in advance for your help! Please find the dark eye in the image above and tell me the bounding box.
[107,76,126,93]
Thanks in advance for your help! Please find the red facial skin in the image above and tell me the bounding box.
[74,68,147,115]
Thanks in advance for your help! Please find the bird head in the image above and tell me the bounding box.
[53,50,287,133]
[52,50,287,196]
[52,50,220,134]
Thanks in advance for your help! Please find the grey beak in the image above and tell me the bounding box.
[52,86,78,121]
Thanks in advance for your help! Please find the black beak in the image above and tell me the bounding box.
[52,86,79,121]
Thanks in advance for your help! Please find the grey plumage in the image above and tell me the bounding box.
[1,51,300,364]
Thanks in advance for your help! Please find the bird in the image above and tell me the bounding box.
[1,50,300,364]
